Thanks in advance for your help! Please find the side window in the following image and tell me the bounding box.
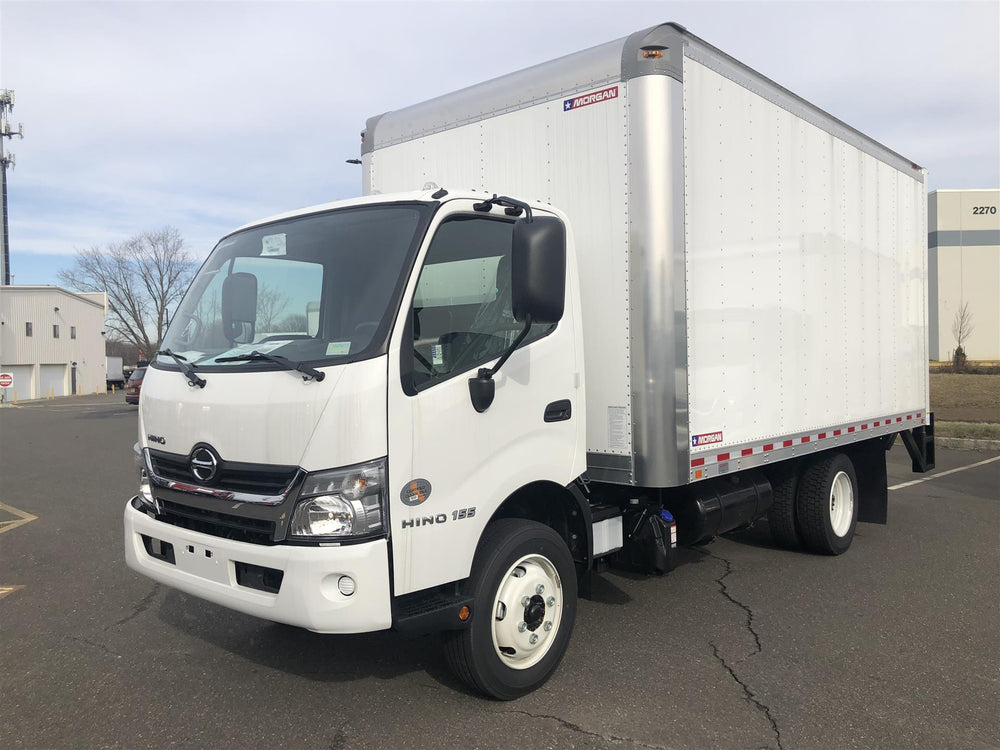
[408,215,551,391]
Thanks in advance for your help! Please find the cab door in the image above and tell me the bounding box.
[386,201,585,596]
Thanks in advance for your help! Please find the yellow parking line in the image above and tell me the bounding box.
[0,502,38,533]
[0,585,25,599]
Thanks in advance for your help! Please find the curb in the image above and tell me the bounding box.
[936,437,1000,451]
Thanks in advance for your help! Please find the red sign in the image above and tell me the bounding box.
[0,373,13,388]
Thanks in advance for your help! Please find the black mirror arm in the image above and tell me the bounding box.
[468,315,532,413]
[483,315,532,379]
[472,194,533,222]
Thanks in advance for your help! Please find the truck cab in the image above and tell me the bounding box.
[125,189,588,698]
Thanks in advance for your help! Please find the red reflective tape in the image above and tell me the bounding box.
[818,432,827,439]
[906,415,912,420]
[896,417,902,422]
[833,429,842,436]
[717,453,730,462]
[861,424,868,430]
[783,440,793,447]
[917,413,922,417]
[742,448,753,457]
[763,444,774,451]
[691,458,705,467]
[848,426,856,433]
[801,436,810,443]
[874,421,880,427]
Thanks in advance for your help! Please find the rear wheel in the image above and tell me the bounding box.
[443,519,577,700]
[796,453,858,555]
[767,468,801,549]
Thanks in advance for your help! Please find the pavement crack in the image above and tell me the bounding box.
[67,634,123,660]
[502,709,665,749]
[112,583,161,627]
[700,549,762,661]
[711,642,783,750]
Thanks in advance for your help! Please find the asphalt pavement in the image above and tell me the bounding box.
[1,394,998,749]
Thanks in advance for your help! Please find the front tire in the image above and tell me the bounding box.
[796,453,858,555]
[443,519,577,700]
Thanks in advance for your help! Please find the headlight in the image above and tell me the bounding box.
[135,445,156,511]
[289,458,386,540]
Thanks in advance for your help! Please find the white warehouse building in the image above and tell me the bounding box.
[0,286,108,401]
[928,189,1000,361]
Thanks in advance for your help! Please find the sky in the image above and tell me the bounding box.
[1,0,998,286]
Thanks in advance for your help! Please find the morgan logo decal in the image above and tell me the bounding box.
[400,479,432,506]
[692,431,724,447]
[563,85,619,112]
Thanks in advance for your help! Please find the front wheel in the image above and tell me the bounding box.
[442,519,577,699]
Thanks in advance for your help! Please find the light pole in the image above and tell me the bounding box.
[1,89,25,286]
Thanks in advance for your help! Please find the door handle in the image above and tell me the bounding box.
[544,399,572,423]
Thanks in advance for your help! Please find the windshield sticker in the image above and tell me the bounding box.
[326,342,351,356]
[431,344,443,366]
[261,233,287,256]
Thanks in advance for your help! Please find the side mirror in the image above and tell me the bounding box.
[512,216,566,325]
[221,272,258,343]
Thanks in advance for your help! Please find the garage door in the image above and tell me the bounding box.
[0,364,34,400]
[40,364,67,397]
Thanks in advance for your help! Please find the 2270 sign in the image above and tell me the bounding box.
[972,206,997,215]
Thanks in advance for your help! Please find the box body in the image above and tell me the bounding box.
[363,23,929,488]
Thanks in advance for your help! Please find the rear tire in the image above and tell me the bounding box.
[796,453,858,555]
[442,519,577,700]
[767,468,801,549]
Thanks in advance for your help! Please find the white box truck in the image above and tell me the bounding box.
[123,23,934,698]
[106,356,125,390]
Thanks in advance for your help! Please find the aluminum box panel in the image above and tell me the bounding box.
[369,89,633,461]
[683,58,928,455]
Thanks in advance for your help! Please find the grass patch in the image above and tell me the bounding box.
[934,422,1000,441]
[929,373,1000,423]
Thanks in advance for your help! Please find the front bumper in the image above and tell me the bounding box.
[123,499,392,633]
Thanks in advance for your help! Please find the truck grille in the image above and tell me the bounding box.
[157,499,276,545]
[148,449,298,495]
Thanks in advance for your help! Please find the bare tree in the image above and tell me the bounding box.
[58,227,196,357]
[951,301,975,371]
[255,285,289,333]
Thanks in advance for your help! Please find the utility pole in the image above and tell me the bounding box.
[1,89,25,286]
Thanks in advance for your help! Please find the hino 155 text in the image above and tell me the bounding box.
[124,23,934,698]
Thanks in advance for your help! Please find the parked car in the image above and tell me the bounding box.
[125,367,147,405]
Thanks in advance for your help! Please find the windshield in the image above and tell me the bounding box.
[158,204,429,370]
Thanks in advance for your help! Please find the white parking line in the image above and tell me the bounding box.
[889,455,1000,491]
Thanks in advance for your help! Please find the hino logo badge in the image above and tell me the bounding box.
[190,447,219,483]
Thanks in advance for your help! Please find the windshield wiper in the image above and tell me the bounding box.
[214,350,326,382]
[157,349,207,388]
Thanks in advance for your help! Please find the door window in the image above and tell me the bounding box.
[407,215,551,391]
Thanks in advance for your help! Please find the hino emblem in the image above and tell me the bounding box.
[190,447,219,483]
